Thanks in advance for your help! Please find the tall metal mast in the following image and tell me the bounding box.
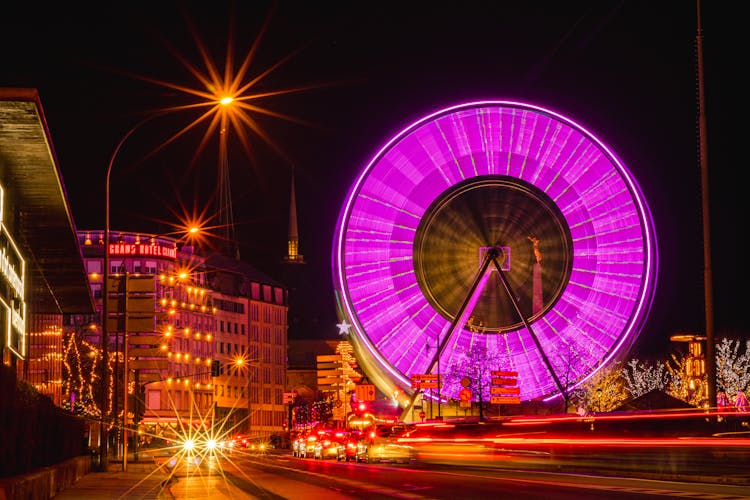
[696,0,716,409]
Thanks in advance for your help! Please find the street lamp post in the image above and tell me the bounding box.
[101,112,169,471]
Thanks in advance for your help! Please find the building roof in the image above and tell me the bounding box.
[0,88,95,313]
[616,389,696,411]
[204,252,286,289]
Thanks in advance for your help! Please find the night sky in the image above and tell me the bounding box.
[2,2,742,357]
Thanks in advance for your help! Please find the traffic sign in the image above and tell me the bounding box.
[129,359,169,370]
[491,386,520,395]
[355,383,376,401]
[317,378,343,387]
[491,370,519,377]
[492,377,517,386]
[317,354,343,362]
[491,396,521,405]
[459,388,472,401]
[411,381,441,389]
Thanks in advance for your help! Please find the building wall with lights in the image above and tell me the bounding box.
[206,253,288,438]
[1,90,94,414]
[76,230,217,433]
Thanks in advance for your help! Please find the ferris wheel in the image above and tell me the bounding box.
[332,101,658,404]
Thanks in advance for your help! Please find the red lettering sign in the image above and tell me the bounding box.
[108,243,176,259]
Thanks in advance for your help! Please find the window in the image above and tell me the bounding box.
[241,325,245,335]
[111,260,123,274]
[86,261,102,274]
[133,260,142,273]
[147,390,161,411]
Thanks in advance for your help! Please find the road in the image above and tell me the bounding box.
[204,450,750,500]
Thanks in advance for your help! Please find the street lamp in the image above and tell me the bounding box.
[100,94,235,468]
[101,111,174,471]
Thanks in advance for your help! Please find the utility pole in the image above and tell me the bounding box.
[696,0,716,410]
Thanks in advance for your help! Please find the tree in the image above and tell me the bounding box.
[716,338,750,400]
[570,362,628,413]
[549,341,595,413]
[621,359,669,398]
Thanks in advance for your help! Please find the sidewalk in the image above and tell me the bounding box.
[53,456,252,500]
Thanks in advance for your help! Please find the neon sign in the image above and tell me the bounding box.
[0,182,26,360]
[108,243,176,259]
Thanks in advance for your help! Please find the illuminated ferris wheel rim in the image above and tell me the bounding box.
[333,99,658,402]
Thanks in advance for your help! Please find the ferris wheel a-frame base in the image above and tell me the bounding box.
[400,246,565,421]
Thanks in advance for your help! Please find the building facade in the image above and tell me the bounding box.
[206,253,289,440]
[74,230,216,443]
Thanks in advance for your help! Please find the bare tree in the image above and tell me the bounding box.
[445,344,508,420]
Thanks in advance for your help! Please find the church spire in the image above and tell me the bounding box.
[284,172,304,264]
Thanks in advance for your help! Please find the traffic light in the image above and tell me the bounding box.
[211,360,221,377]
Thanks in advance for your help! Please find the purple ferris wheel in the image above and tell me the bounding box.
[332,101,658,406]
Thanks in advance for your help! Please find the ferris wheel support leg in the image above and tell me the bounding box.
[491,257,565,396]
[400,250,495,421]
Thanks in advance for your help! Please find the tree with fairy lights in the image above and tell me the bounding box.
[570,362,629,413]
[621,358,669,399]
[716,338,750,402]
[62,327,102,417]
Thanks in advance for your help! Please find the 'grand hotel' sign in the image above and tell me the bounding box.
[108,242,177,259]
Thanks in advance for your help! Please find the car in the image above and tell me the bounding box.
[247,440,268,454]
[292,435,306,457]
[299,433,318,459]
[233,435,250,449]
[313,431,340,460]
[355,425,414,463]
[335,430,361,462]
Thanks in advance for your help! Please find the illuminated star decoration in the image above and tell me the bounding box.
[337,321,351,336]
